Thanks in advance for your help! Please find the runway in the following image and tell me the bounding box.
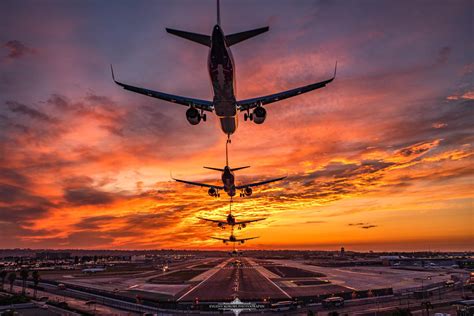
[177,257,291,302]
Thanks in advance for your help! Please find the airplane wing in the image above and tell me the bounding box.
[235,176,286,190]
[237,63,337,111]
[111,65,214,112]
[235,236,259,242]
[197,217,227,225]
[210,237,229,242]
[235,218,266,225]
[172,177,224,189]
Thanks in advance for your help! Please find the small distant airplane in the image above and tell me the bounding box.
[211,233,258,245]
[198,200,266,230]
[199,213,265,230]
[173,143,285,197]
[111,0,336,139]
[229,248,242,257]
[211,223,258,245]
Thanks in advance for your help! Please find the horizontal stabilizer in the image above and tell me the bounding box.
[203,166,224,172]
[225,26,269,46]
[231,166,250,172]
[166,28,211,47]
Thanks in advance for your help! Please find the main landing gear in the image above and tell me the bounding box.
[244,110,253,121]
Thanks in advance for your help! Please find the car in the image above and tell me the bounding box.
[322,297,344,308]
[39,303,49,310]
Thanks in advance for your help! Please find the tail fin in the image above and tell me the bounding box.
[225,26,269,46]
[217,0,221,26]
[231,166,250,172]
[203,166,224,172]
[165,28,211,47]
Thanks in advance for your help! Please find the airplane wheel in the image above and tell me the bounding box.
[249,113,253,121]
[244,113,248,121]
[202,114,207,122]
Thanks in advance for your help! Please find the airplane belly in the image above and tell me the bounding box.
[220,116,238,135]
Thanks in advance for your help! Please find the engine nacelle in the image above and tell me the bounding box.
[240,240,245,244]
[241,223,247,229]
[252,107,266,124]
[186,107,201,125]
[244,187,253,196]
[208,187,218,197]
[217,222,224,228]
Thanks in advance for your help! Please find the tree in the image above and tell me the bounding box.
[8,272,16,292]
[32,271,40,298]
[20,269,29,295]
[0,270,7,290]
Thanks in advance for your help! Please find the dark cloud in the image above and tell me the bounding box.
[0,168,30,186]
[361,225,377,229]
[0,205,50,224]
[63,187,115,206]
[6,101,56,123]
[2,40,35,59]
[0,184,53,206]
[436,46,451,65]
[348,222,378,229]
[74,215,117,230]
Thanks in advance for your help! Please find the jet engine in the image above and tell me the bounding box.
[241,223,247,229]
[208,187,219,197]
[252,107,266,124]
[244,187,253,196]
[240,240,245,244]
[218,222,224,228]
[186,107,202,125]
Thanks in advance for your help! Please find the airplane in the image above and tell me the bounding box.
[211,228,258,245]
[199,213,265,230]
[172,142,285,197]
[111,0,336,140]
[198,199,266,230]
[229,247,242,257]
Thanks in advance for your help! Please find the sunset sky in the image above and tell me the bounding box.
[0,0,472,251]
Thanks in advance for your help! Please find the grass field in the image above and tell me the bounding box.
[264,265,326,278]
[148,270,204,284]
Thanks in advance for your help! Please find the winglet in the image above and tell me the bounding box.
[333,61,338,78]
[110,64,116,82]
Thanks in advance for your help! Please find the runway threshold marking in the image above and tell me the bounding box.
[245,258,292,299]
[176,258,231,301]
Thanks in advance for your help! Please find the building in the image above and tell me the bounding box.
[36,252,71,260]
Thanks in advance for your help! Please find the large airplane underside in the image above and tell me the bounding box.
[111,0,336,139]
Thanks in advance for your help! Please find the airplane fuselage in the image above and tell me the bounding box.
[226,213,236,226]
[221,166,236,196]
[208,25,238,136]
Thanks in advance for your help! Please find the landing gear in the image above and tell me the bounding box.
[244,110,253,121]
[200,110,207,122]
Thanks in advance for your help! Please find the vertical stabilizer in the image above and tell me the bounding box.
[217,0,221,25]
